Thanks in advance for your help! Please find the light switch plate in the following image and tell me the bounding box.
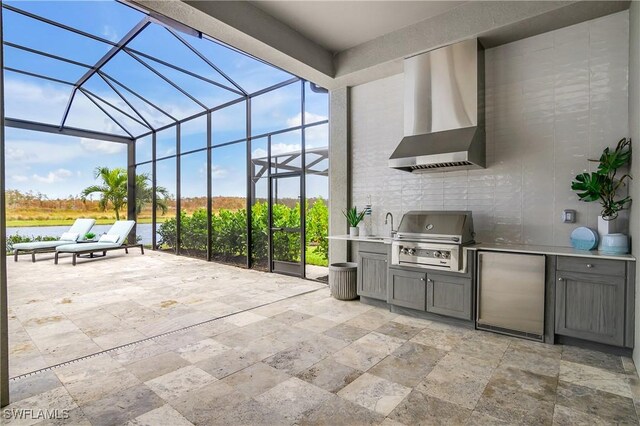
[562,209,576,223]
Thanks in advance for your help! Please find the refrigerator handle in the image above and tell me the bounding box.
[476,252,483,323]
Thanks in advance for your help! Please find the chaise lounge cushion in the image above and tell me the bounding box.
[98,234,120,244]
[56,220,135,254]
[60,232,79,241]
[13,218,96,251]
[12,240,77,250]
[56,242,121,253]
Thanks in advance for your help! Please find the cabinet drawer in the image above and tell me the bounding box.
[357,242,388,255]
[557,256,625,277]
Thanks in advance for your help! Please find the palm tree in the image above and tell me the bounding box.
[81,167,171,220]
[81,167,128,220]
[135,172,170,215]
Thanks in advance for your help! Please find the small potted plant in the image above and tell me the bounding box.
[571,137,632,244]
[343,207,365,237]
[84,232,96,241]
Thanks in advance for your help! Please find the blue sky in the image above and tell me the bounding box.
[3,1,328,200]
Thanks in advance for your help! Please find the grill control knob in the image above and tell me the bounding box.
[407,248,416,256]
[433,251,441,258]
[441,252,450,259]
[401,248,408,255]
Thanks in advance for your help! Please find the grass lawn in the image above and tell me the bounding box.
[306,245,328,267]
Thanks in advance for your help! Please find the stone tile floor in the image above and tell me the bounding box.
[8,251,323,377]
[5,251,640,425]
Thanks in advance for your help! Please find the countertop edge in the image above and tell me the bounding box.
[467,243,635,261]
[328,235,635,261]
[328,235,392,244]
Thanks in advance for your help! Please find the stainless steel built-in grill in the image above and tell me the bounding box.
[391,211,475,272]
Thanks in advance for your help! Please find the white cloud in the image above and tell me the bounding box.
[102,25,119,42]
[3,76,198,138]
[4,78,70,125]
[160,147,177,157]
[6,147,27,162]
[80,138,126,155]
[252,143,302,160]
[5,139,83,165]
[11,175,28,182]
[286,112,328,128]
[31,168,73,184]
[273,143,301,156]
[305,124,328,148]
[252,148,267,158]
[211,165,228,178]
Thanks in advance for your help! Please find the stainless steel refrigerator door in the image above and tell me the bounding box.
[477,251,545,335]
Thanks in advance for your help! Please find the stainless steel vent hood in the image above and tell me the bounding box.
[389,38,485,173]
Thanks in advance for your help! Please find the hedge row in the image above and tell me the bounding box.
[157,199,328,265]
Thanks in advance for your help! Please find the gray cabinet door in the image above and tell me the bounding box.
[426,273,472,320]
[357,252,388,300]
[555,271,625,346]
[388,268,426,311]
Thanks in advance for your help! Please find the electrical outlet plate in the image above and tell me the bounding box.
[562,209,576,223]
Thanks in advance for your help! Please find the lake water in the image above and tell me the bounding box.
[7,223,155,245]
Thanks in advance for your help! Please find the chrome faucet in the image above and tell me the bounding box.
[385,212,395,237]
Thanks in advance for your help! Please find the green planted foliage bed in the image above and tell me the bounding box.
[5,200,329,265]
[158,199,329,266]
[6,234,58,254]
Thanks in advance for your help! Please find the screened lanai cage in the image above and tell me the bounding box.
[1,0,329,279]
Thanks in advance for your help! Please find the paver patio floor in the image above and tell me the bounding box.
[5,250,640,425]
[8,250,323,377]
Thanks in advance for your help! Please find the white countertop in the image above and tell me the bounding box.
[328,235,635,261]
[328,235,393,244]
[467,242,635,261]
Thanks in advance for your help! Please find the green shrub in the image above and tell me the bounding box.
[6,233,58,254]
[213,208,246,258]
[157,199,329,265]
[306,198,328,261]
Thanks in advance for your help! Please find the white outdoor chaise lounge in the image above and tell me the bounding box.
[13,218,96,262]
[54,220,144,266]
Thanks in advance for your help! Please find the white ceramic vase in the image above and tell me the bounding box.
[349,226,359,237]
[597,215,618,250]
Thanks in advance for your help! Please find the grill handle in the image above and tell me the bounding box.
[394,235,460,243]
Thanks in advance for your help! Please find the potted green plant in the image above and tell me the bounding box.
[343,207,365,237]
[571,137,632,245]
[84,232,96,241]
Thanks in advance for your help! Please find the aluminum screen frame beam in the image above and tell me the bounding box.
[0,2,9,408]
[1,3,118,47]
[125,48,244,97]
[99,71,179,123]
[165,27,248,96]
[125,50,208,110]
[75,90,134,138]
[4,118,134,144]
[98,72,153,129]
[1,2,301,142]
[60,18,152,129]
[80,88,151,130]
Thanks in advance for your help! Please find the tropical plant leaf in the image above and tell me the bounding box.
[571,138,632,218]
[571,172,605,202]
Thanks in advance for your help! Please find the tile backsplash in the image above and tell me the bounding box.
[351,11,629,247]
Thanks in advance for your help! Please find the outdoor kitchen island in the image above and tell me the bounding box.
[330,232,636,354]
